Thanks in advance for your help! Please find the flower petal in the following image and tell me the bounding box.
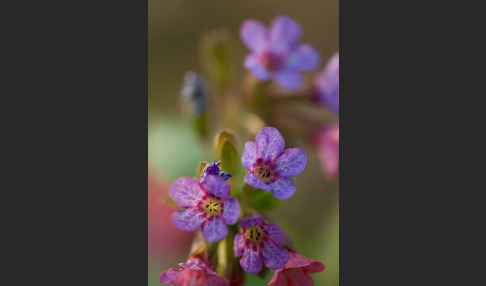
[201,174,230,199]
[317,124,339,180]
[262,223,287,245]
[304,260,325,274]
[245,54,271,80]
[270,178,296,199]
[240,245,263,274]
[285,269,314,286]
[262,239,289,269]
[270,16,301,55]
[275,70,303,90]
[207,274,230,286]
[159,267,184,284]
[241,20,268,53]
[239,215,265,229]
[185,257,208,270]
[234,233,245,257]
[245,173,272,191]
[202,217,228,242]
[268,269,285,286]
[274,147,307,177]
[222,197,240,225]
[171,208,205,231]
[256,126,285,161]
[242,141,257,170]
[284,44,320,72]
[169,177,204,208]
[315,52,339,116]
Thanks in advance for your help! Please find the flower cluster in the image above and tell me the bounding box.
[159,14,335,286]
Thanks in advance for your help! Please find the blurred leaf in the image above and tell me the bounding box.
[196,161,208,178]
[192,111,208,139]
[244,183,281,212]
[246,79,272,121]
[201,29,234,90]
[163,196,177,208]
[215,130,239,175]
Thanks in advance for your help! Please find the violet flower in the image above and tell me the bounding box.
[268,250,325,286]
[160,255,228,286]
[242,126,307,199]
[234,216,289,274]
[241,16,320,90]
[316,123,339,180]
[200,160,232,181]
[169,174,240,242]
[313,52,339,116]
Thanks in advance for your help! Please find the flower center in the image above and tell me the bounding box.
[201,197,223,217]
[245,225,264,243]
[253,161,276,184]
[260,51,282,72]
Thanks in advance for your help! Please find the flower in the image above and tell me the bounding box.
[313,52,339,116]
[169,174,240,242]
[200,160,232,181]
[316,123,339,180]
[234,216,289,274]
[242,126,307,199]
[182,71,207,117]
[240,16,320,90]
[268,250,325,286]
[160,255,228,286]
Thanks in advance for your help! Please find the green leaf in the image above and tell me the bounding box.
[244,184,281,212]
[215,130,239,175]
[196,161,208,178]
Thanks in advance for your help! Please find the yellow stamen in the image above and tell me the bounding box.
[246,226,264,243]
[202,198,223,217]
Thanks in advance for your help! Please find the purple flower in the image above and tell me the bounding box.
[316,123,339,180]
[242,126,307,199]
[234,216,289,274]
[169,175,240,242]
[200,160,232,181]
[240,16,320,90]
[313,52,339,116]
[160,255,229,286]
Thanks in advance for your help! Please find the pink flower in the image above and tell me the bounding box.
[268,251,325,286]
[149,172,194,262]
[160,255,229,286]
[316,123,339,180]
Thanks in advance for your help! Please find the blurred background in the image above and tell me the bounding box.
[149,0,338,285]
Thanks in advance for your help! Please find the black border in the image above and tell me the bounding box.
[4,0,148,284]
